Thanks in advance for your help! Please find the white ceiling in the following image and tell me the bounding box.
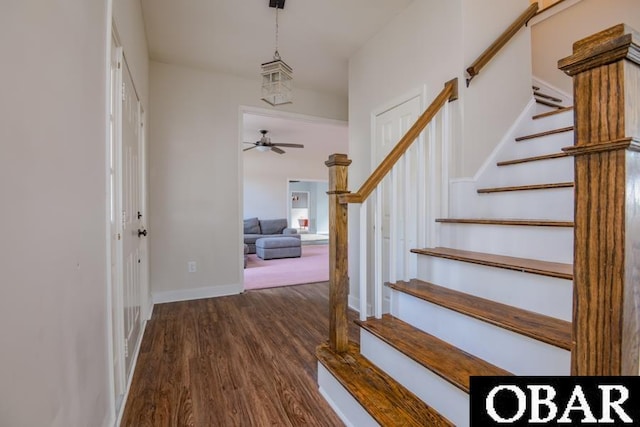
[140,0,413,97]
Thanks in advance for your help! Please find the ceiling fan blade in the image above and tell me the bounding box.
[271,146,285,154]
[243,141,256,144]
[271,143,304,148]
[243,146,257,152]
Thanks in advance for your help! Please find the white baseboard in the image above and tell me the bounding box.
[348,294,361,313]
[152,283,242,305]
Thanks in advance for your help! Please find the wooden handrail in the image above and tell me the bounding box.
[466,3,538,86]
[339,78,458,205]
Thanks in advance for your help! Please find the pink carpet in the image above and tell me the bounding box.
[244,244,329,290]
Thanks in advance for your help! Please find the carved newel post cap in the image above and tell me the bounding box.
[558,23,640,76]
[325,153,352,167]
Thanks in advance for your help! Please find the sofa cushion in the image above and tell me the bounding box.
[259,218,288,235]
[243,234,263,245]
[243,217,261,234]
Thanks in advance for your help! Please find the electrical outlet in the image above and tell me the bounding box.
[188,261,197,273]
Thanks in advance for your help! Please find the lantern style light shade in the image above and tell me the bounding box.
[261,59,293,106]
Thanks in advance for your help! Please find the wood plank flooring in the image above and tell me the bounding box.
[121,282,359,427]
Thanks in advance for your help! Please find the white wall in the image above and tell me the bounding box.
[461,0,532,178]
[531,0,640,95]
[0,1,111,426]
[347,0,532,305]
[149,61,346,299]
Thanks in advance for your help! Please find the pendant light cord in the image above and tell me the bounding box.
[274,6,281,60]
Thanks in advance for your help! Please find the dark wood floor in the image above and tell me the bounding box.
[121,282,359,426]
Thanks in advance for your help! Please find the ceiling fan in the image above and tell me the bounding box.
[243,129,304,154]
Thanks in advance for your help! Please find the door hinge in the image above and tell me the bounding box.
[124,341,129,358]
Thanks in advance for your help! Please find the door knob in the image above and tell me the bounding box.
[138,229,147,237]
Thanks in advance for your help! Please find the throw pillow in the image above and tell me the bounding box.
[243,217,261,234]
[259,218,287,235]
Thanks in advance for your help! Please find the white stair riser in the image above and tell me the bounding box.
[451,182,574,220]
[533,102,568,115]
[500,132,574,164]
[416,256,572,321]
[438,223,573,264]
[519,110,574,135]
[360,329,469,427]
[317,364,379,427]
[477,156,574,188]
[391,291,571,375]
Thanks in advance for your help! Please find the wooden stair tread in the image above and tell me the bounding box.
[410,247,573,280]
[535,98,564,109]
[316,342,453,427]
[357,314,513,393]
[532,106,574,120]
[533,91,563,103]
[477,182,574,193]
[497,152,569,166]
[435,218,573,227]
[388,279,572,350]
[515,126,574,141]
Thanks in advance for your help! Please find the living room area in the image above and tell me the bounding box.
[241,110,347,290]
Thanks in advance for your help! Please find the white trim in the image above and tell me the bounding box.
[318,387,356,427]
[238,108,246,291]
[449,177,476,185]
[104,2,115,426]
[532,76,573,103]
[146,302,154,321]
[529,0,584,26]
[239,105,348,128]
[349,293,371,315]
[152,283,242,304]
[115,318,149,427]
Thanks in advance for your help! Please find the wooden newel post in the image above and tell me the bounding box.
[559,24,640,375]
[326,153,352,353]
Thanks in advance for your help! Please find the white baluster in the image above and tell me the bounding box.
[403,150,412,281]
[417,131,427,249]
[390,166,398,285]
[442,101,451,218]
[375,186,383,319]
[359,201,368,321]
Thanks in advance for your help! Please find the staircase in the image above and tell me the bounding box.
[318,89,576,427]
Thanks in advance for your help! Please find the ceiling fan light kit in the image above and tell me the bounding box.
[261,0,293,106]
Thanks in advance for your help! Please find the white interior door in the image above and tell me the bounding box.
[373,95,421,286]
[109,39,147,414]
[109,39,125,406]
[121,58,143,378]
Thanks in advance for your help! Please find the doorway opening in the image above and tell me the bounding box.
[239,108,347,291]
[288,180,329,245]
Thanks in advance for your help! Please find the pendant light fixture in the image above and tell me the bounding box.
[261,0,293,106]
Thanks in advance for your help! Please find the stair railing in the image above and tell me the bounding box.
[325,78,458,353]
[466,3,538,86]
